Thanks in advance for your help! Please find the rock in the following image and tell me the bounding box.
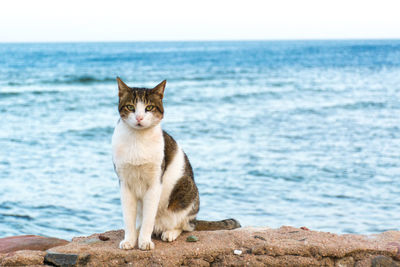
[335,256,355,267]
[0,235,69,253]
[44,252,79,266]
[186,235,199,242]
[183,258,210,267]
[80,237,101,245]
[1,227,400,266]
[98,234,110,241]
[388,242,400,261]
[233,249,242,255]
[371,255,399,267]
[0,250,46,266]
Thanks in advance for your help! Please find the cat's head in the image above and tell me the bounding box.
[116,77,166,130]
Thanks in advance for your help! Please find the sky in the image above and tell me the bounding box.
[0,0,399,42]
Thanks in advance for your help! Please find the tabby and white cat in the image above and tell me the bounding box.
[112,78,240,250]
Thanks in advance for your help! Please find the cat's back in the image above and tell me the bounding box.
[158,130,198,213]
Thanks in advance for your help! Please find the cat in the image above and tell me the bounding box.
[112,77,241,250]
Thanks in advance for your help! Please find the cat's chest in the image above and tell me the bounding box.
[112,122,164,167]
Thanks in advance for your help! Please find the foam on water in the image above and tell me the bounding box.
[1,40,400,239]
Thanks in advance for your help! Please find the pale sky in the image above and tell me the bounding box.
[0,0,399,42]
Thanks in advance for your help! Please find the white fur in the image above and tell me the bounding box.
[112,102,195,250]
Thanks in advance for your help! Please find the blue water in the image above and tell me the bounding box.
[1,40,400,240]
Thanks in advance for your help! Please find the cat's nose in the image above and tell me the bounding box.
[136,115,144,122]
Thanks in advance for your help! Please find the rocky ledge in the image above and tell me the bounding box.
[1,226,400,266]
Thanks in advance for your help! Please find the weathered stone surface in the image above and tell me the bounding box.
[335,256,355,267]
[0,250,46,266]
[371,255,400,267]
[44,252,79,266]
[388,242,400,261]
[0,235,69,253]
[1,226,399,266]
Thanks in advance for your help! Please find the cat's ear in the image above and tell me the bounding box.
[152,80,166,98]
[116,77,130,97]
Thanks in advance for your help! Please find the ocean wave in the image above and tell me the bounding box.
[34,204,75,214]
[43,75,115,85]
[0,91,21,97]
[0,89,62,97]
[336,101,387,110]
[220,91,281,102]
[315,101,387,112]
[1,213,34,221]
[4,75,115,87]
[291,101,388,115]
[61,126,114,138]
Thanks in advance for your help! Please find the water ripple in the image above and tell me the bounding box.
[1,40,400,238]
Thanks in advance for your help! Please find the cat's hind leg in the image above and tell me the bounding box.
[159,212,195,242]
[161,229,182,242]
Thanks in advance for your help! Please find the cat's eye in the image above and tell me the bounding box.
[126,105,135,111]
[145,105,154,112]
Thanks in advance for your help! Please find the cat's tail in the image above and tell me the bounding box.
[193,218,241,231]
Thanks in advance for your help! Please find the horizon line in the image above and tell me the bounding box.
[1,37,400,44]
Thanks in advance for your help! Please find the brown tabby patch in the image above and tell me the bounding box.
[167,154,199,212]
[117,77,165,120]
[161,131,178,182]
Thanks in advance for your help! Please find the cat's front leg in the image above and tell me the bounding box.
[138,183,161,250]
[119,182,138,250]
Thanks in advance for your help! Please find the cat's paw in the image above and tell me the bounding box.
[119,239,136,250]
[161,230,181,242]
[138,239,154,250]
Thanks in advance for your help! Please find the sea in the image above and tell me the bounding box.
[0,40,399,240]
